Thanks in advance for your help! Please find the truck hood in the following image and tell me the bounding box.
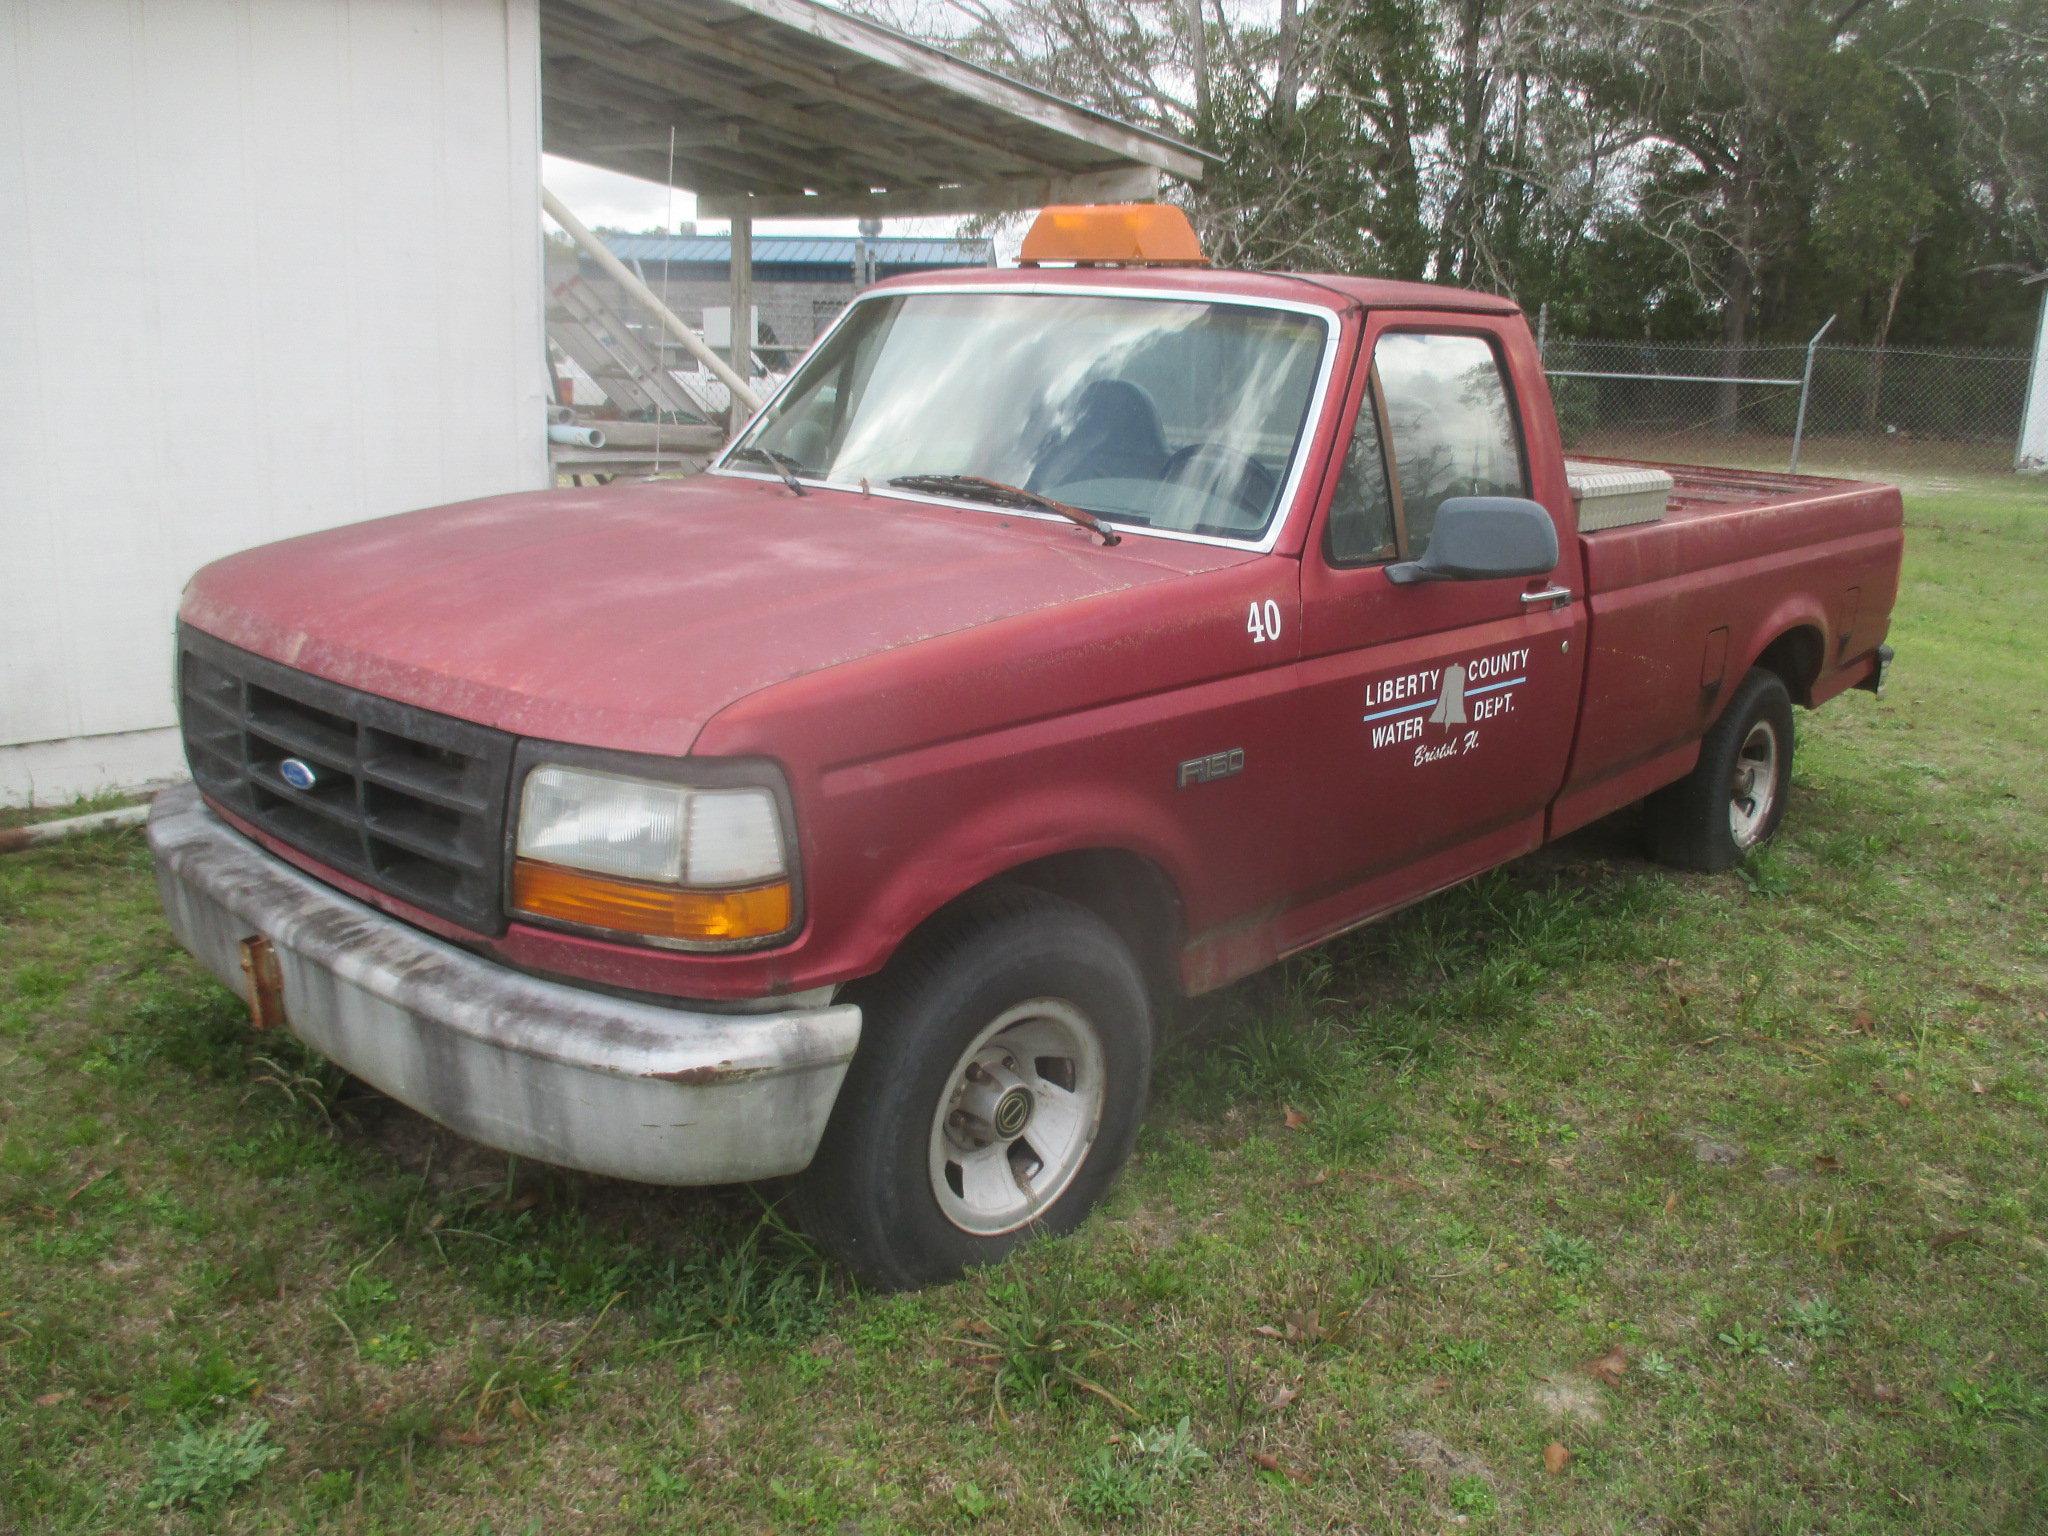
[181,474,1247,756]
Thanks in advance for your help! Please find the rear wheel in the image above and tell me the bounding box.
[1647,668,1795,872]
[792,889,1152,1289]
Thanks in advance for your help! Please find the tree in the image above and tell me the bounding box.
[867,0,2048,354]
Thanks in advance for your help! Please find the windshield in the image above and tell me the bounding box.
[723,291,1331,543]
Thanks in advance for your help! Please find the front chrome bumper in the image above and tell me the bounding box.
[147,784,861,1184]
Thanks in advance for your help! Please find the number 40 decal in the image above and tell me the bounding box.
[1246,599,1283,644]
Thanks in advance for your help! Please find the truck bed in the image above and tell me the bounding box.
[1551,458,1905,839]
[1578,456,1895,530]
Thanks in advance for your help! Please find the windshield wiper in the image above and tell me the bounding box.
[887,474,1119,546]
[729,445,809,497]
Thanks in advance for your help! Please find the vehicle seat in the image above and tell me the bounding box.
[1027,380,1170,493]
[779,417,832,472]
[1155,443,1279,531]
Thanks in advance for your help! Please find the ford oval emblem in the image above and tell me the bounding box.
[278,757,318,791]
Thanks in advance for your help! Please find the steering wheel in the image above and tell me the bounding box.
[1159,443,1279,527]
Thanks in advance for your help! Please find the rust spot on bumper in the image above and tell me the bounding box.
[646,1060,775,1086]
[238,935,287,1031]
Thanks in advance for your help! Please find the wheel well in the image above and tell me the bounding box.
[901,850,1186,1006]
[1753,625,1826,707]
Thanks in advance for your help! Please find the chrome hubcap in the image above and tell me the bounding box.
[1730,720,1779,847]
[929,999,1105,1237]
[952,1058,1036,1143]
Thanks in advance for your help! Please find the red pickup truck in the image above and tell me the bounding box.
[150,206,1901,1287]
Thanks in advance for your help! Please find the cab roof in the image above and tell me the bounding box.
[1289,272,1521,315]
[870,263,1521,316]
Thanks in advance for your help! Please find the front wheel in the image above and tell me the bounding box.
[1647,667,1795,872]
[791,889,1153,1289]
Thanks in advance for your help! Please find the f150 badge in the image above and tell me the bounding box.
[1178,749,1245,788]
[1363,646,1529,764]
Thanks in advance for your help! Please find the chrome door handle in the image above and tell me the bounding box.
[1521,585,1573,607]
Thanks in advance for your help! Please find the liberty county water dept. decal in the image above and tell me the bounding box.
[1362,646,1530,765]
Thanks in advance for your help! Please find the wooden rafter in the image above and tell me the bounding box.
[698,166,1164,220]
[543,17,965,185]
[542,82,871,194]
[561,0,1096,184]
[537,0,1209,205]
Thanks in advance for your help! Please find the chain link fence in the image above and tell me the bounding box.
[1541,332,2034,478]
[542,243,2041,484]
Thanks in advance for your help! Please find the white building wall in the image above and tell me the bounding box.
[0,0,549,807]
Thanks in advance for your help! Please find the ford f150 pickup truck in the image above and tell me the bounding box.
[150,204,1901,1287]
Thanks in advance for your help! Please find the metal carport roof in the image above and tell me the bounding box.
[538,0,1208,218]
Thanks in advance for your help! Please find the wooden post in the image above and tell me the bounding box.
[729,213,754,430]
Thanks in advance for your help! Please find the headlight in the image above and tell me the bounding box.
[511,762,794,947]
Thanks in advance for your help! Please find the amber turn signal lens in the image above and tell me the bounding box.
[511,858,793,944]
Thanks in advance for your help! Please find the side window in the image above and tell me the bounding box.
[1373,332,1525,553]
[1324,382,1398,565]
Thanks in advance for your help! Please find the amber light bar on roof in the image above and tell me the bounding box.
[1018,203,1208,268]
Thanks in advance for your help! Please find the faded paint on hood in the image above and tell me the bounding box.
[181,474,1248,757]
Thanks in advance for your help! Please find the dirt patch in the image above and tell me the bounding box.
[358,1100,516,1195]
[1531,1375,1606,1423]
[1116,1200,1182,1253]
[1679,1131,1744,1166]
[1387,1428,1490,1487]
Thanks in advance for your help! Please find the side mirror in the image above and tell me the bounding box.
[1386,497,1559,585]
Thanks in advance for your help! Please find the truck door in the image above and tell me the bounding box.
[1284,313,1588,946]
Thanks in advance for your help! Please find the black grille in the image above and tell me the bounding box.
[177,625,516,933]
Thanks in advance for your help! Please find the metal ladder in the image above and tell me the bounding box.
[546,276,718,421]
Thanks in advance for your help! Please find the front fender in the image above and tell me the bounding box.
[822,772,1206,984]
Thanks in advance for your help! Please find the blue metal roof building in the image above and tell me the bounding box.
[600,232,992,281]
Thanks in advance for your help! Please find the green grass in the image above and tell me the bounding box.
[3,474,2045,1532]
[0,789,151,834]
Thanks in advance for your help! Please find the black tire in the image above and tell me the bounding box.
[791,887,1153,1289]
[1646,667,1795,872]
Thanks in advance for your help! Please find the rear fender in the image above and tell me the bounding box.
[1730,598,1831,711]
